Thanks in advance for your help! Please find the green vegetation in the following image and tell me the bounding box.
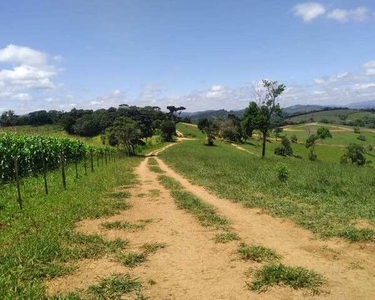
[176,123,205,139]
[88,274,144,300]
[249,264,325,294]
[119,242,166,268]
[159,175,229,229]
[161,140,375,241]
[237,242,280,262]
[141,242,167,254]
[214,232,240,244]
[0,133,113,183]
[101,219,153,231]
[149,165,165,173]
[0,157,141,299]
[121,252,147,268]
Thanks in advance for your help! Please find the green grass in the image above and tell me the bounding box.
[289,109,360,123]
[149,165,165,173]
[119,242,166,268]
[158,175,183,190]
[176,122,205,139]
[238,242,280,262]
[101,219,153,231]
[0,157,142,299]
[248,263,325,294]
[121,253,147,268]
[148,157,159,165]
[160,140,375,241]
[88,274,143,299]
[141,242,167,254]
[214,232,240,243]
[158,174,231,231]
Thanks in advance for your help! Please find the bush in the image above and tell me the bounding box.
[354,127,361,134]
[281,137,293,156]
[274,145,288,156]
[290,134,298,143]
[367,145,373,151]
[320,118,329,124]
[276,163,289,181]
[341,143,366,166]
[357,135,366,141]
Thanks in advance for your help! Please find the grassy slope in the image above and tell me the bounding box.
[0,156,142,299]
[176,123,205,139]
[160,140,375,241]
[288,109,368,123]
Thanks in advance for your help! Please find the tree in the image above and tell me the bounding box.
[340,143,366,166]
[166,106,186,121]
[274,127,283,141]
[305,127,332,161]
[198,118,219,146]
[160,120,176,142]
[241,101,258,139]
[107,117,141,156]
[252,80,285,158]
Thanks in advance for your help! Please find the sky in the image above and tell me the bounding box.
[0,0,375,114]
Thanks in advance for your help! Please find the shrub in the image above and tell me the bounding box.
[320,118,329,124]
[274,145,288,156]
[341,143,366,166]
[276,163,289,181]
[290,134,298,143]
[357,135,366,141]
[353,127,361,134]
[281,137,293,156]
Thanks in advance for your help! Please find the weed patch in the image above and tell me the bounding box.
[214,232,240,243]
[238,242,280,262]
[248,263,325,294]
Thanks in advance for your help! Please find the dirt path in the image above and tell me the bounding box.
[156,157,375,299]
[230,143,257,156]
[47,155,266,299]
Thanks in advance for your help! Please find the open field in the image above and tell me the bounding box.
[2,123,375,299]
[289,109,375,123]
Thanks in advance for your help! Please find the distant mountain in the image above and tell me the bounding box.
[181,104,339,122]
[180,109,244,122]
[282,105,329,115]
[347,100,375,109]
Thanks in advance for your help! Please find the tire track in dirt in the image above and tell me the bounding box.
[48,157,277,299]
[155,157,375,299]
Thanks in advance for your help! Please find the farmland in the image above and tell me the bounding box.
[1,121,375,299]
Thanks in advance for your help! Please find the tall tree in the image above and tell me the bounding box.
[198,118,219,146]
[243,80,285,158]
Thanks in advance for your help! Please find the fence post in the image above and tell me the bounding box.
[14,157,23,209]
[61,151,66,189]
[42,152,48,195]
[74,156,78,179]
[84,153,87,175]
[90,149,94,172]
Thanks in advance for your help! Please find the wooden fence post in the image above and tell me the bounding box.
[61,151,66,189]
[90,149,94,172]
[42,153,48,195]
[14,157,23,209]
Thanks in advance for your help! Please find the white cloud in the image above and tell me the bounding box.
[366,69,375,75]
[205,85,226,98]
[0,44,47,66]
[327,9,348,22]
[293,2,326,22]
[0,44,60,105]
[364,61,375,69]
[327,7,369,22]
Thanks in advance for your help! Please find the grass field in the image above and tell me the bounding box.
[160,139,375,241]
[0,156,142,299]
[289,109,375,123]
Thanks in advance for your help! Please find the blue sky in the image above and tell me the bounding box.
[0,0,375,113]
